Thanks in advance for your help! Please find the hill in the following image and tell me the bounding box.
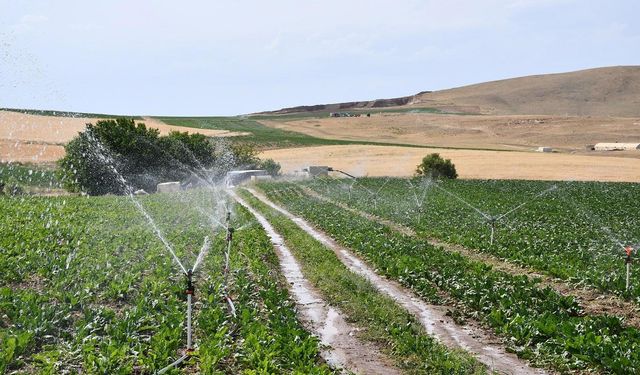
[259,66,640,117]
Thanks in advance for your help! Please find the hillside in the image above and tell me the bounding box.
[260,66,640,117]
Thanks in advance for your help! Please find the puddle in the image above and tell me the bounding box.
[245,187,547,375]
[231,190,401,375]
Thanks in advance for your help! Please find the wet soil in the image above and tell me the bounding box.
[231,190,401,375]
[246,187,547,375]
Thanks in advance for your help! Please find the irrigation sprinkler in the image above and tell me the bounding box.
[158,236,212,374]
[624,244,640,291]
[431,181,559,246]
[222,211,237,318]
[327,167,356,179]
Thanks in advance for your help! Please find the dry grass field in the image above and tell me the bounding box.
[259,113,640,154]
[0,111,245,163]
[261,145,640,182]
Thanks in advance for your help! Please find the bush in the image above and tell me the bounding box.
[1,178,26,196]
[58,118,265,195]
[257,158,281,177]
[415,153,457,179]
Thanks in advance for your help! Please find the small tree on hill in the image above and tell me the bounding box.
[415,153,457,179]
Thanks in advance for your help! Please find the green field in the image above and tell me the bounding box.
[5,176,640,373]
[0,191,330,373]
[297,178,640,299]
[156,116,505,151]
[156,116,356,149]
[0,163,62,190]
[257,178,640,373]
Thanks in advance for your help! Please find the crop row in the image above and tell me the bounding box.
[301,177,640,300]
[0,190,329,373]
[260,181,640,373]
[238,189,486,374]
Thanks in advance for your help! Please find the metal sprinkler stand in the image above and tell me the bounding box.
[186,269,194,352]
[222,212,237,318]
[327,167,356,179]
[625,246,634,291]
[157,269,195,374]
[488,217,497,246]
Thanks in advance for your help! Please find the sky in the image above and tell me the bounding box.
[1,0,639,116]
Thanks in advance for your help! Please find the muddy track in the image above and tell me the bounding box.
[245,187,546,375]
[231,191,401,375]
[301,186,640,329]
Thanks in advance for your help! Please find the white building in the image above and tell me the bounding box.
[594,143,640,151]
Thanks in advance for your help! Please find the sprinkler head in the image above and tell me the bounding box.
[625,246,634,262]
[186,269,194,294]
[227,227,235,241]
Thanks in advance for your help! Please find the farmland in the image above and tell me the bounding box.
[0,190,330,373]
[252,178,640,373]
[295,178,640,299]
[5,172,640,373]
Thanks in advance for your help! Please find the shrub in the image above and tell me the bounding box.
[58,118,264,195]
[415,153,457,179]
[1,178,26,196]
[258,159,281,177]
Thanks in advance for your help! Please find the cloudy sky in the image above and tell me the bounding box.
[1,1,638,115]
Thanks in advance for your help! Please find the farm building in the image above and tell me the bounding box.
[536,147,552,153]
[225,169,267,187]
[304,166,330,177]
[594,143,640,151]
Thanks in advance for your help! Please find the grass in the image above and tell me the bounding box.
[156,116,358,149]
[156,116,510,152]
[249,106,478,122]
[238,188,486,374]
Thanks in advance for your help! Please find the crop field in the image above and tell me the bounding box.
[0,163,61,190]
[294,178,640,299]
[156,117,441,151]
[5,175,640,374]
[256,179,640,373]
[0,191,329,373]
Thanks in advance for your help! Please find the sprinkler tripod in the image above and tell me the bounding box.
[222,212,236,317]
[624,244,640,291]
[157,235,213,374]
[488,217,497,246]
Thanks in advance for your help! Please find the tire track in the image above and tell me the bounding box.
[245,187,546,375]
[231,190,401,375]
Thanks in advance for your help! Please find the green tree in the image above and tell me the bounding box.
[258,158,281,177]
[58,118,218,195]
[415,153,458,179]
[58,118,275,195]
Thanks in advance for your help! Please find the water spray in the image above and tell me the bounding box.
[84,131,236,373]
[430,181,559,246]
[158,236,211,374]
